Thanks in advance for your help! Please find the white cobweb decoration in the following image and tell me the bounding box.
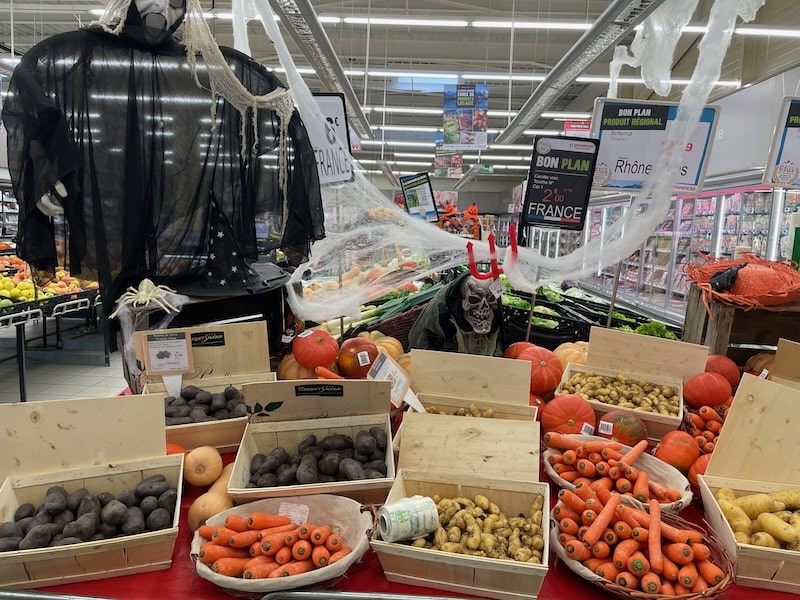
[232,0,765,320]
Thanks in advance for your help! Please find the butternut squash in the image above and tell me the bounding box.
[187,462,235,531]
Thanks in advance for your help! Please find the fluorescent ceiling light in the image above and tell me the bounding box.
[490,144,534,151]
[471,20,592,31]
[372,107,443,115]
[374,125,442,133]
[360,140,437,148]
[542,111,592,119]
[736,26,800,38]
[368,70,460,80]
[343,17,469,27]
[460,73,546,82]
[575,75,740,87]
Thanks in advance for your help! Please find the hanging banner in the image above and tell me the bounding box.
[520,135,599,231]
[434,138,464,177]
[400,173,439,222]
[311,92,354,185]
[564,119,593,138]
[590,98,718,194]
[764,97,800,188]
[442,83,489,150]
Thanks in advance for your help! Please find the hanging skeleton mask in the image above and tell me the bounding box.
[460,276,498,334]
[129,0,186,45]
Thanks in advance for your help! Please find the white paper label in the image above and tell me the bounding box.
[488,278,505,298]
[356,350,371,367]
[597,420,614,435]
[296,329,314,339]
[580,422,596,435]
[368,351,411,408]
[145,332,192,375]
[278,502,310,526]
[759,368,769,379]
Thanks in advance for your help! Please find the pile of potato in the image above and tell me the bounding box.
[715,487,800,549]
[165,384,247,426]
[0,475,178,552]
[402,493,545,563]
[560,371,681,416]
[424,404,495,418]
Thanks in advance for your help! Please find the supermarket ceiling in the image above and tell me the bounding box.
[1,0,800,190]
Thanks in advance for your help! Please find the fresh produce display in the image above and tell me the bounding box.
[596,410,649,446]
[704,354,741,390]
[0,476,178,552]
[184,446,225,487]
[423,403,495,418]
[552,494,730,595]
[165,384,247,426]
[195,512,352,579]
[336,337,379,378]
[539,394,596,435]
[188,463,236,531]
[0,257,97,306]
[683,372,732,409]
[559,370,681,417]
[653,431,702,474]
[713,487,800,549]
[291,329,339,370]
[552,341,590,369]
[275,354,317,380]
[247,429,388,488]
[391,493,546,563]
[543,433,689,510]
[683,403,728,456]
[357,330,404,359]
[633,320,678,340]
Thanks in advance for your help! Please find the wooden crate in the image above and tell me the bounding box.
[228,380,395,505]
[770,338,800,390]
[0,395,183,589]
[371,412,548,600]
[393,350,536,450]
[683,283,800,356]
[555,327,708,442]
[698,374,800,593]
[137,321,272,452]
[143,372,275,452]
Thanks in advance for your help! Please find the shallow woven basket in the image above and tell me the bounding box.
[550,502,734,600]
[686,255,800,309]
[543,434,693,513]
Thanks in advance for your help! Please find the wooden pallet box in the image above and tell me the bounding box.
[699,374,800,594]
[228,379,395,505]
[769,338,800,390]
[0,395,183,589]
[136,321,272,452]
[393,349,536,451]
[371,412,548,600]
[555,327,708,442]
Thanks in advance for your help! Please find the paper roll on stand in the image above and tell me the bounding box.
[378,495,439,543]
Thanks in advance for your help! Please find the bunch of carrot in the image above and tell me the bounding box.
[683,405,726,455]
[196,512,353,580]
[554,488,728,595]
[544,432,683,505]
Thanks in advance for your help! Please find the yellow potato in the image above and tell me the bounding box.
[718,498,752,535]
[750,531,781,548]
[757,513,800,544]
[735,492,787,519]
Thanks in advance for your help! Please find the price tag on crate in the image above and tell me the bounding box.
[368,350,417,409]
[144,331,194,399]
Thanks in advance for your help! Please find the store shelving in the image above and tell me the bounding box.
[1,188,18,239]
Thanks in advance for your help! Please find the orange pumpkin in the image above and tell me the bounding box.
[518,346,563,395]
[276,353,317,380]
[539,394,596,434]
[688,453,712,490]
[396,352,412,374]
[360,331,404,359]
[292,329,339,370]
[683,372,731,409]
[552,341,589,370]
[653,430,701,474]
[503,341,536,359]
[705,354,740,389]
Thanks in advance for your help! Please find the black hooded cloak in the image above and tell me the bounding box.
[1,4,324,314]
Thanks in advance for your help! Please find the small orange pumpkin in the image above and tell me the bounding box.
[276,353,317,380]
[396,352,412,374]
[360,331,404,359]
[552,341,589,370]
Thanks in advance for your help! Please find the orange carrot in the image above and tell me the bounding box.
[198,524,221,540]
[674,582,692,595]
[249,540,263,557]
[660,522,703,545]
[608,466,622,480]
[692,575,710,593]
[211,527,240,546]
[591,540,611,559]
[594,462,611,477]
[633,470,650,503]
[553,504,581,523]
[582,492,621,547]
[661,580,677,596]
[564,539,591,561]
[698,405,723,423]
[577,525,589,541]
[583,557,605,573]
[325,532,344,552]
[261,532,288,556]
[601,447,624,461]
[198,542,250,565]
[543,432,583,450]
[274,546,293,565]
[596,561,619,581]
[311,544,331,567]
[243,559,280,579]
[602,528,618,546]
[594,481,614,504]
[691,542,712,562]
[574,481,599,503]
[562,449,578,465]
[630,526,649,543]
[663,542,695,565]
[702,430,716,442]
[576,459,597,478]
[553,462,577,475]
[627,550,650,576]
[211,557,251,577]
[584,498,603,512]
[581,509,598,527]
[687,412,705,429]
[310,525,332,545]
[586,451,603,464]
[558,488,587,513]
[292,539,313,561]
[315,365,345,379]
[697,559,726,585]
[620,462,639,481]
[615,477,633,494]
[648,498,663,575]
[615,571,640,589]
[259,523,297,538]
[328,546,352,564]
[678,561,698,588]
[641,571,662,593]
[660,556,680,582]
[247,513,292,530]
[223,514,251,533]
[228,529,262,548]
[297,523,319,540]
[558,532,577,547]
[705,419,722,433]
[268,559,315,577]
[614,520,633,540]
[619,440,648,465]
[560,470,583,483]
[559,517,580,536]
[284,528,303,546]
[703,441,716,454]
[613,538,642,570]
[582,440,623,452]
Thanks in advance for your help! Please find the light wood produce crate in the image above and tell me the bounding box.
[555,327,708,442]
[136,321,272,452]
[769,338,800,390]
[228,379,395,505]
[0,395,183,589]
[143,372,275,453]
[371,411,548,600]
[699,374,800,594]
[393,350,536,451]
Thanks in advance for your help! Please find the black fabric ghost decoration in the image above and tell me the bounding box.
[1,0,324,319]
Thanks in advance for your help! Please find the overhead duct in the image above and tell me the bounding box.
[492,0,668,146]
[267,0,373,139]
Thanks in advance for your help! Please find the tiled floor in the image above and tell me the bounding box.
[0,321,130,403]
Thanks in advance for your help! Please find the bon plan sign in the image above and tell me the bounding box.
[764,97,800,188]
[590,99,719,194]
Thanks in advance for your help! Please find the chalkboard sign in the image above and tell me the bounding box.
[520,135,599,231]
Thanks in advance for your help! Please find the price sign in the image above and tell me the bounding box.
[520,135,599,231]
[143,332,193,376]
[368,350,412,409]
[311,92,353,185]
[764,97,800,188]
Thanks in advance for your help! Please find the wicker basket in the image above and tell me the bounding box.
[550,501,734,599]
[364,303,427,352]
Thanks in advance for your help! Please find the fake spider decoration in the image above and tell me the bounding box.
[109,278,181,319]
